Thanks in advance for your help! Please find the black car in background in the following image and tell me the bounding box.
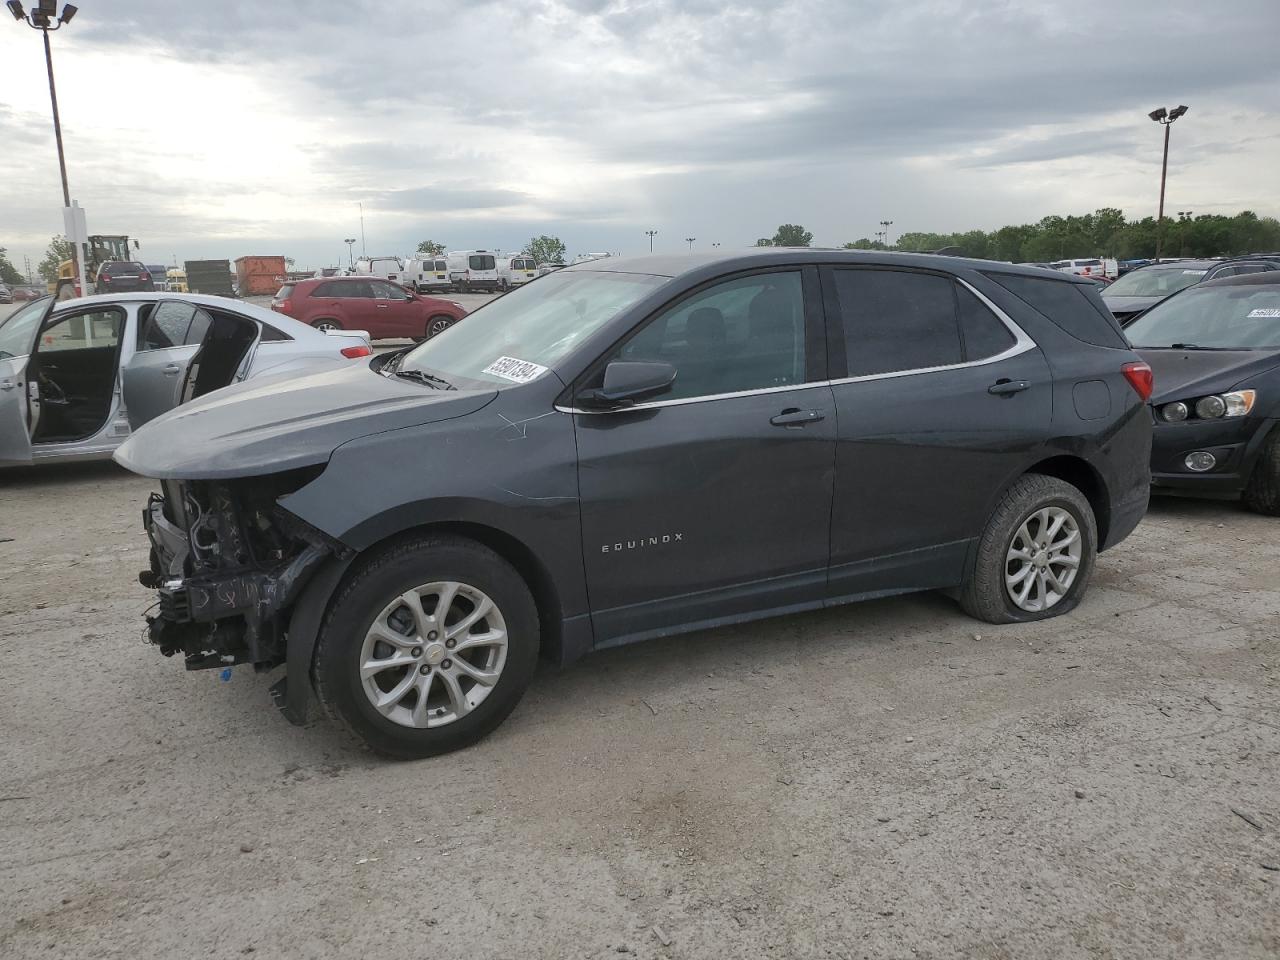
[1103,258,1279,325]
[95,260,156,293]
[1127,272,1280,514]
[114,250,1153,757]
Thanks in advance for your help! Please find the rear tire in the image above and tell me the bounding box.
[1243,426,1280,516]
[313,318,342,332]
[313,535,539,760]
[959,474,1097,624]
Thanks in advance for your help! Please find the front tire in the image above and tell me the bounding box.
[314,536,540,759]
[426,315,455,339]
[1243,426,1280,516]
[959,474,1097,624]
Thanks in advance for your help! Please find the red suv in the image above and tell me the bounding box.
[271,276,467,341]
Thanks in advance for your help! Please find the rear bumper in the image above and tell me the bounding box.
[1101,487,1149,550]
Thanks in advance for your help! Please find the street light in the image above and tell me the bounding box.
[684,237,696,250]
[879,220,894,248]
[645,229,657,252]
[1149,104,1189,261]
[344,238,357,269]
[8,1,79,209]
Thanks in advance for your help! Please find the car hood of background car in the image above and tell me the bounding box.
[1136,348,1280,404]
[113,364,498,479]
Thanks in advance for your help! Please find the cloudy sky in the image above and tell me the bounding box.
[1,0,1278,274]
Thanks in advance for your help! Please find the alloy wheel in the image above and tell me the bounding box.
[359,581,508,728]
[1004,506,1082,612]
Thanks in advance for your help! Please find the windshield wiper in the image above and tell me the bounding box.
[394,368,456,390]
[1169,343,1202,349]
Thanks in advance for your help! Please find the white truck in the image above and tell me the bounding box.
[496,254,538,291]
[407,256,451,293]
[1050,258,1119,280]
[445,250,499,292]
[353,255,408,286]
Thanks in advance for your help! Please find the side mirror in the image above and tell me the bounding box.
[581,360,676,408]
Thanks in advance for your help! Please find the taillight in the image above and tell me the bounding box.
[341,345,372,359]
[99,274,109,284]
[139,271,150,282]
[1122,361,1154,402]
[274,299,291,313]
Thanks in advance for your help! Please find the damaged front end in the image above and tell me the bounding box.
[139,467,347,708]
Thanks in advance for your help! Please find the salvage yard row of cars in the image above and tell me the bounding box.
[5,250,1279,760]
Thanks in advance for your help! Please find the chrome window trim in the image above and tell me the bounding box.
[556,277,1038,414]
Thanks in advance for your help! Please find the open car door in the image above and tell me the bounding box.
[121,301,260,429]
[0,296,57,465]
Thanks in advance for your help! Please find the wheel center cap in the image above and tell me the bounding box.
[423,642,447,665]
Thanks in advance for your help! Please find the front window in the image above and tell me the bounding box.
[399,270,667,386]
[1106,267,1205,298]
[0,297,51,359]
[469,255,496,271]
[1125,284,1280,349]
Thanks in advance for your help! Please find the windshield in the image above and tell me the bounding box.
[1125,284,1280,349]
[0,297,53,359]
[1107,267,1206,298]
[399,270,667,385]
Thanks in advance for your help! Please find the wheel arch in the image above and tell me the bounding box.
[1020,454,1111,547]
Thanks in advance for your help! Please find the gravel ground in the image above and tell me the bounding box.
[1,462,1279,959]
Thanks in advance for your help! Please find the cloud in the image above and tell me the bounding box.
[1,0,1278,270]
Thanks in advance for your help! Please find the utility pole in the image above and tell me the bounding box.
[1149,105,1188,261]
[9,1,83,287]
[358,203,366,256]
[645,229,657,252]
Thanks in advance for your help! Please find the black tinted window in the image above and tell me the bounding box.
[833,269,962,376]
[259,322,290,342]
[185,308,213,345]
[140,301,194,349]
[986,273,1127,348]
[614,271,807,400]
[316,281,371,298]
[469,255,496,270]
[957,285,1016,360]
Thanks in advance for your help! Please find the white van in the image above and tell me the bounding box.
[571,252,612,265]
[497,254,538,291]
[1051,258,1118,279]
[353,255,407,285]
[407,257,451,293]
[445,250,499,292]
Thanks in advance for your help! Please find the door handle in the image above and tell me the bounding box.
[376,304,389,309]
[988,379,1030,396]
[163,363,181,376]
[0,378,14,391]
[770,408,825,427]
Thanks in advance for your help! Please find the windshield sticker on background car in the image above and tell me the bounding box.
[1247,308,1280,318]
[483,356,549,383]
[1182,270,1207,276]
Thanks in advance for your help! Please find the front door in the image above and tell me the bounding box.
[0,297,52,464]
[820,266,1053,601]
[121,300,213,428]
[573,267,836,645]
[371,280,416,338]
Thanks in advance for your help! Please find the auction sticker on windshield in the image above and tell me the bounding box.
[1247,308,1280,318]
[483,356,549,383]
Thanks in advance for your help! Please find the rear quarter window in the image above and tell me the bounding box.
[984,272,1128,349]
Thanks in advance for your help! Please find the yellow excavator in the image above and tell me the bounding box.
[50,235,140,296]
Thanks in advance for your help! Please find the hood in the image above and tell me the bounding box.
[113,363,497,479]
[1102,295,1163,315]
[1136,348,1280,404]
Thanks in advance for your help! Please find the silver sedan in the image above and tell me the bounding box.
[0,292,372,467]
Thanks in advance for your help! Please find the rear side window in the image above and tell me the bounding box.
[259,322,290,342]
[275,284,294,300]
[957,286,1016,360]
[833,269,962,376]
[140,300,195,349]
[985,272,1127,348]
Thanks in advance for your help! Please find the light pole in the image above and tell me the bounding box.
[711,242,720,249]
[344,238,357,269]
[645,229,657,252]
[9,1,80,283]
[879,220,893,248]
[684,237,696,250]
[1149,105,1188,261]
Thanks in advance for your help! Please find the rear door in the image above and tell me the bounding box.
[821,266,1052,601]
[121,300,214,427]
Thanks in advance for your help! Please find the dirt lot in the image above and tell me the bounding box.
[1,464,1278,959]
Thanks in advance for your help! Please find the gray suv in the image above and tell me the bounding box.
[116,250,1154,758]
